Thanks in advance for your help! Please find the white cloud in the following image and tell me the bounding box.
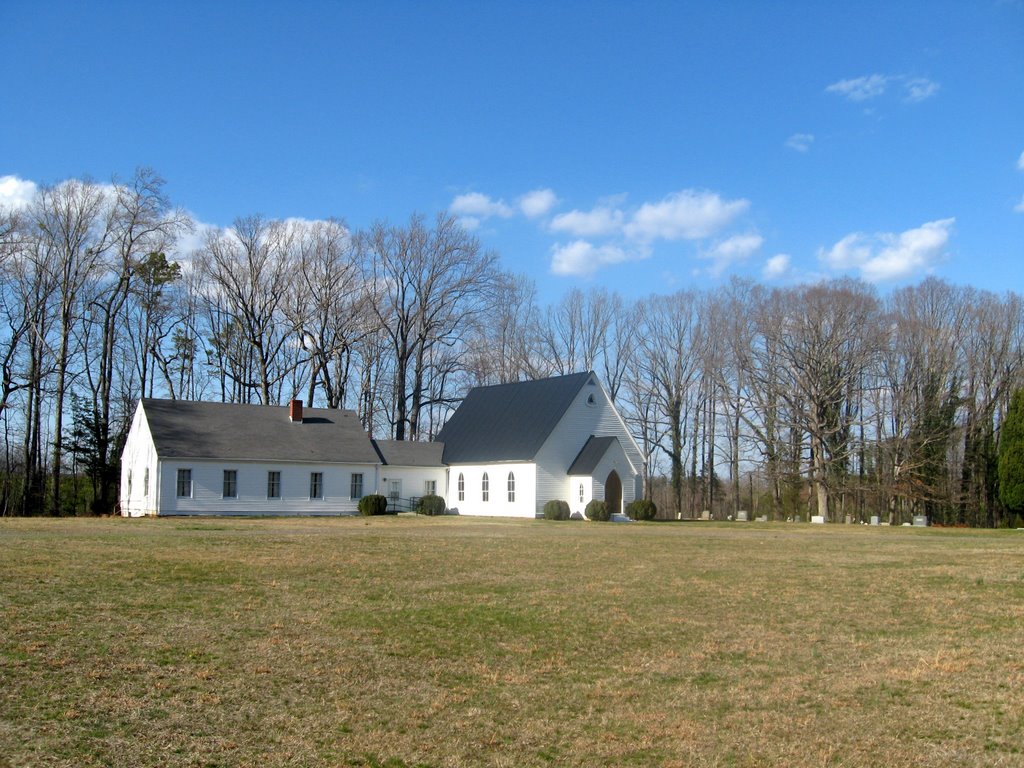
[518,188,558,218]
[699,233,764,277]
[166,214,220,265]
[762,254,791,280]
[449,192,514,230]
[550,205,624,237]
[819,218,954,282]
[550,240,636,277]
[903,77,940,103]
[826,73,940,105]
[826,74,890,101]
[0,175,38,210]
[1017,151,1024,171]
[623,190,748,242]
[785,133,815,152]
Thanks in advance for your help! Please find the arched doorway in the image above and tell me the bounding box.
[604,470,622,516]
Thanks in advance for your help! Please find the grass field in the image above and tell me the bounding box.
[1,516,1023,767]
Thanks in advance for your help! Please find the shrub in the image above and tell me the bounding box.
[417,494,447,516]
[543,499,571,520]
[358,494,388,516]
[585,499,610,522]
[626,498,658,521]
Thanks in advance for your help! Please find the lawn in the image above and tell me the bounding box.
[1,516,1022,767]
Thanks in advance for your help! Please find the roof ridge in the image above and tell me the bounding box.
[462,370,592,393]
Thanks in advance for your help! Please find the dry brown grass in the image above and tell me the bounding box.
[1,516,1022,767]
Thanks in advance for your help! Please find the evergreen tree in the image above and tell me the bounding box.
[997,388,1024,515]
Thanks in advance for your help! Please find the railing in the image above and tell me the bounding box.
[387,495,420,513]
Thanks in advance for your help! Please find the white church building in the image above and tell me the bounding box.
[119,372,643,519]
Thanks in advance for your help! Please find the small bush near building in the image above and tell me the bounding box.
[543,499,571,520]
[626,498,658,521]
[358,494,389,516]
[417,494,447,516]
[586,499,610,521]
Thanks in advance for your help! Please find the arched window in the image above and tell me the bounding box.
[458,473,465,502]
[507,472,516,503]
[482,472,489,502]
[579,483,585,503]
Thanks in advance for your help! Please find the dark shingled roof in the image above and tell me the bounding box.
[436,372,593,463]
[567,436,619,475]
[141,399,380,464]
[373,439,446,467]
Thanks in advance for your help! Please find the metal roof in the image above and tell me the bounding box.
[436,372,593,463]
[567,436,619,475]
[141,399,381,464]
[373,439,446,467]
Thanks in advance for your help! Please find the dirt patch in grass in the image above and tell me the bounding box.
[1,517,1022,766]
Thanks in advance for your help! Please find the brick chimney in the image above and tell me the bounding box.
[289,399,303,423]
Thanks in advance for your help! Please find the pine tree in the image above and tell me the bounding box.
[997,388,1024,515]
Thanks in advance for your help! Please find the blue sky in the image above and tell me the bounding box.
[3,1,1023,303]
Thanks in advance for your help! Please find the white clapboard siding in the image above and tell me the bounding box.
[380,465,449,504]
[533,377,643,515]
[445,463,536,517]
[158,460,380,516]
[120,401,160,517]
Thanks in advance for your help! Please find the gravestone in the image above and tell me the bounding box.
[811,515,826,524]
[701,510,712,521]
[870,515,880,526]
[912,515,929,527]
[736,510,749,522]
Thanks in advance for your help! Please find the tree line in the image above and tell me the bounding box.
[1,169,1022,525]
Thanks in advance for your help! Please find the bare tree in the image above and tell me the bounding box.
[129,251,183,398]
[361,213,498,440]
[283,219,367,408]
[596,290,635,403]
[622,360,660,502]
[537,288,619,378]
[0,206,28,415]
[636,290,706,516]
[198,216,299,404]
[76,169,190,512]
[768,280,880,520]
[876,279,967,522]
[463,272,540,386]
[723,283,787,517]
[30,179,112,514]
